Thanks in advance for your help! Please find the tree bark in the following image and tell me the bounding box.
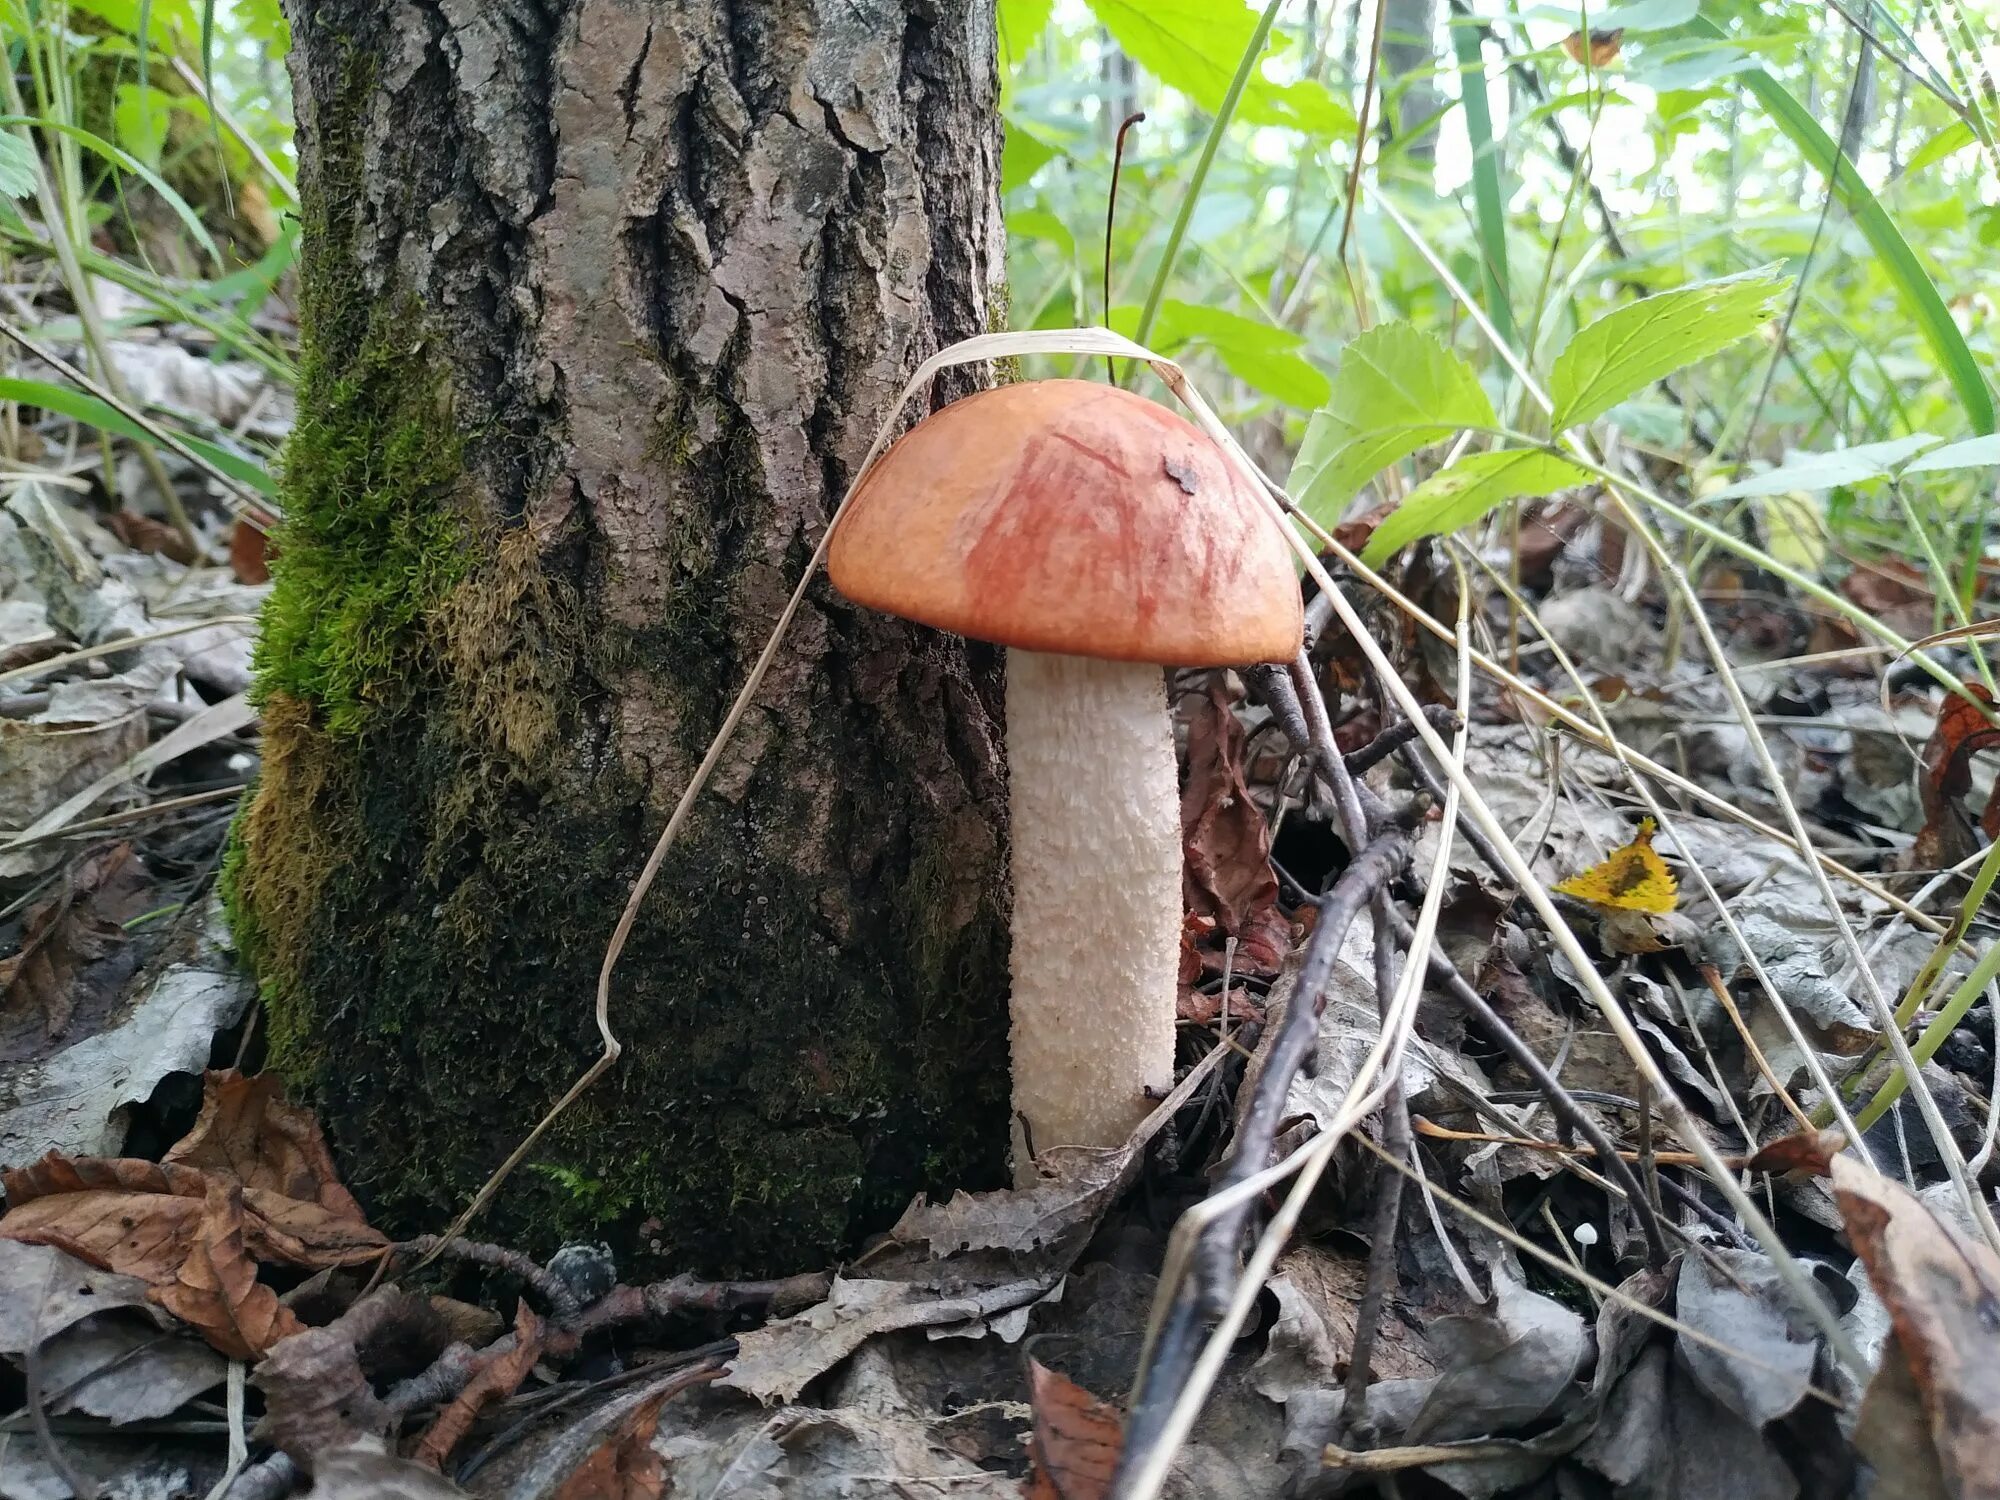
[228,0,1011,1274]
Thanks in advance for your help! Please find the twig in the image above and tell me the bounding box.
[1340,896,1412,1436]
[1103,112,1146,381]
[573,1271,833,1335]
[1199,829,1411,1308]
[1118,829,1409,1472]
[395,1237,583,1326]
[1342,705,1462,776]
[1388,902,1669,1267]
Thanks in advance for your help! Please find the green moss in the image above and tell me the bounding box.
[251,315,468,739]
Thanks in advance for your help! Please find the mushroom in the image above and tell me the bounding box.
[829,379,1303,1180]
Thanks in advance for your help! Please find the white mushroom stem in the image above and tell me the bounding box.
[1005,648,1181,1182]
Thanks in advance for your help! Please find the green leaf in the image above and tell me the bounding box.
[1360,449,1589,566]
[1001,120,1060,192]
[1155,300,1329,408]
[114,82,178,169]
[1629,44,1758,91]
[1108,299,1329,408]
[1085,0,1353,138]
[1241,77,1357,138]
[1087,0,1262,114]
[1294,323,1495,527]
[1711,435,1943,499]
[999,0,1055,72]
[1898,434,2000,476]
[1451,18,1513,346]
[1756,492,1828,573]
[0,376,275,495]
[0,135,35,201]
[1548,267,1787,430]
[1903,120,1977,177]
[1005,206,1074,259]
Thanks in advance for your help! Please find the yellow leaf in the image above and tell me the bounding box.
[1554,818,1678,914]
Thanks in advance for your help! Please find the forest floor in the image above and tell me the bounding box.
[4,296,2000,1500]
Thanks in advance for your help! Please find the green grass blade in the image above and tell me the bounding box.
[1449,16,1514,347]
[0,375,276,494]
[0,113,222,268]
[1691,16,1994,435]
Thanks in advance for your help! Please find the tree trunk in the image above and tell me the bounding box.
[227,0,1012,1275]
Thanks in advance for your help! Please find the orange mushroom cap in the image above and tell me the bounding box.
[828,380,1305,667]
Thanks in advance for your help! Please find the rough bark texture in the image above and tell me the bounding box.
[226,0,1012,1274]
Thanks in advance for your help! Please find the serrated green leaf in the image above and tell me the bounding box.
[1295,323,1495,528]
[1108,300,1329,408]
[0,135,35,201]
[1549,268,1787,430]
[1900,434,2000,476]
[1711,435,1942,499]
[1360,449,1588,566]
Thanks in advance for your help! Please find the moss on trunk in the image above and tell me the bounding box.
[230,0,1010,1274]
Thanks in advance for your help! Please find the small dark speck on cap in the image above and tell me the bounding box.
[1163,456,1199,495]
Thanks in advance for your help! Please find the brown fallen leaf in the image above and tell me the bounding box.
[104,509,199,565]
[1,1160,210,1282]
[152,1178,303,1360]
[0,1075,386,1358]
[1181,682,1292,979]
[0,843,156,1036]
[413,1301,546,1471]
[166,1069,368,1221]
[229,515,275,584]
[554,1403,668,1499]
[1175,984,1264,1027]
[1833,1152,2000,1499]
[254,1318,394,1463]
[1025,1359,1123,1500]
[1844,557,1936,640]
[1909,684,2000,871]
[552,1375,727,1500]
[1745,1127,1845,1178]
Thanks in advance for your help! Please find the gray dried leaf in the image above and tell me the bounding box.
[0,1433,210,1500]
[1575,1343,1797,1499]
[1404,1264,1588,1445]
[306,1439,470,1498]
[719,1275,1053,1405]
[253,1318,393,1462]
[0,894,252,1164]
[1675,1249,1818,1427]
[887,1151,1127,1262]
[0,1241,152,1353]
[38,1314,226,1423]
